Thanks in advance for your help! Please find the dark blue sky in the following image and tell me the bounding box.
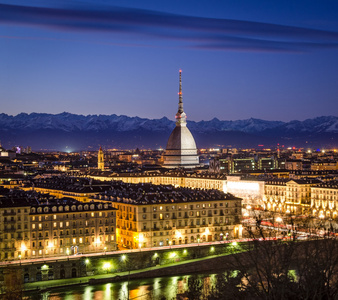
[1,0,338,122]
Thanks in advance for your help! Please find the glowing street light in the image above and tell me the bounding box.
[103,262,112,273]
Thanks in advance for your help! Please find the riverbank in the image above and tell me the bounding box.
[24,249,246,293]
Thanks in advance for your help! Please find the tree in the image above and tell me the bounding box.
[0,267,23,300]
[221,221,338,300]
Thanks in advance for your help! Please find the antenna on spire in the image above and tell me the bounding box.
[178,69,183,113]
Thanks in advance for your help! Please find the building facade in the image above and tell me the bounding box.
[0,189,117,261]
[311,182,338,219]
[90,183,242,249]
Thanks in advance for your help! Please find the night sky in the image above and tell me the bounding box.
[1,0,338,122]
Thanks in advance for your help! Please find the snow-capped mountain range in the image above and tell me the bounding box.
[0,113,337,150]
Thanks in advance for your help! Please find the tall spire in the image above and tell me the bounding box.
[175,70,187,125]
[178,69,183,114]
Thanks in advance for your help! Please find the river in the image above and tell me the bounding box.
[25,274,217,300]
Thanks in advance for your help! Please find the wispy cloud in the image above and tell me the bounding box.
[1,3,338,52]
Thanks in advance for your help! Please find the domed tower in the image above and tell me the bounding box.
[163,70,199,168]
[98,146,105,171]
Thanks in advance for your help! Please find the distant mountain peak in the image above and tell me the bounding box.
[0,113,337,150]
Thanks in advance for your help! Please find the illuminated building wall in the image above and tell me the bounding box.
[224,176,264,208]
[109,197,242,249]
[311,162,338,171]
[89,173,225,191]
[311,183,338,219]
[263,179,321,215]
[0,202,117,261]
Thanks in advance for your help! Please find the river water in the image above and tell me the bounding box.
[26,274,216,300]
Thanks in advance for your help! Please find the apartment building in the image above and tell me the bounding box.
[0,188,116,261]
[90,182,242,249]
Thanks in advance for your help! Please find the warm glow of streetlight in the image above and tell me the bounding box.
[276,217,283,223]
[103,262,112,271]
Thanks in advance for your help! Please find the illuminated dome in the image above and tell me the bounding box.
[163,71,199,169]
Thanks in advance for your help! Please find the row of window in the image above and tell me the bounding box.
[31,235,115,248]
[31,219,114,229]
[31,203,111,213]
[31,227,115,238]
[31,211,114,221]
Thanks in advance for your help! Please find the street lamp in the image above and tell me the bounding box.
[102,262,111,274]
[84,258,90,276]
[18,254,22,265]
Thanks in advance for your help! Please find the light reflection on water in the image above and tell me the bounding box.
[30,274,201,300]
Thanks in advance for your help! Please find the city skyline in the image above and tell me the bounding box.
[1,0,338,122]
